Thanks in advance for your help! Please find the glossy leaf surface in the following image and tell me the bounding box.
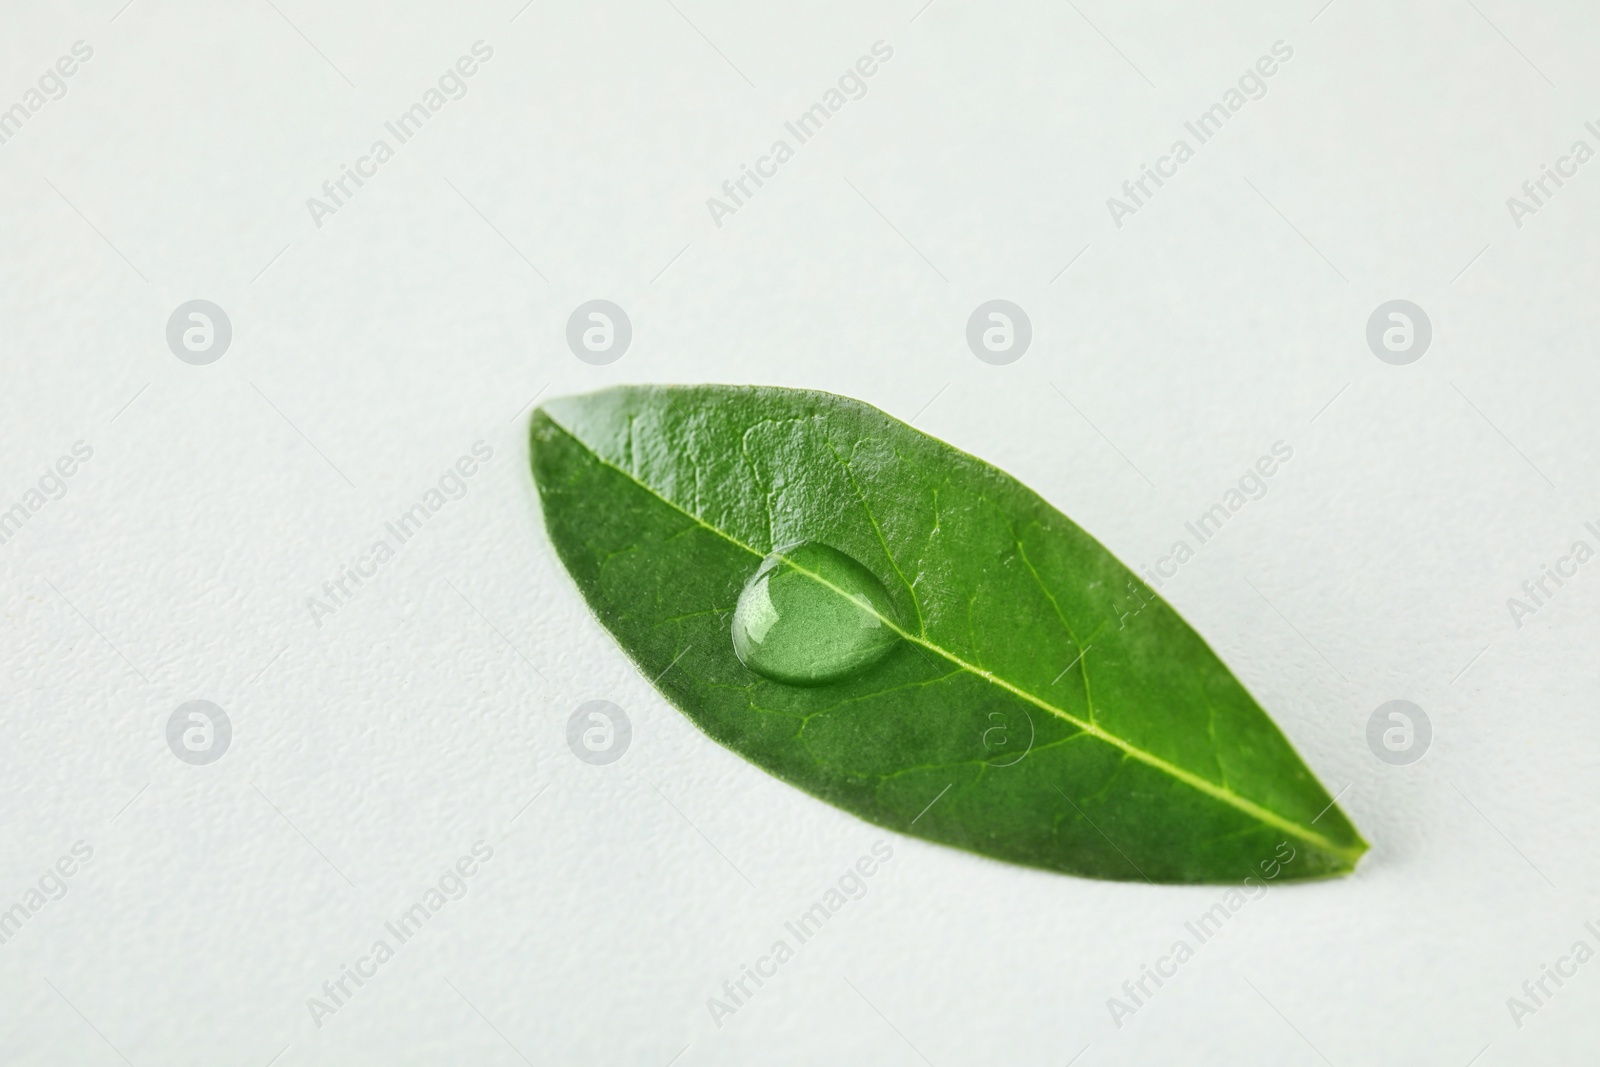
[530,385,1366,883]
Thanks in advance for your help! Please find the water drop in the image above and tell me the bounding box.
[731,541,902,685]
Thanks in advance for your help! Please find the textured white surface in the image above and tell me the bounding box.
[2,0,1599,1063]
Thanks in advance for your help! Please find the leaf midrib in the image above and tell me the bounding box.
[543,413,1361,863]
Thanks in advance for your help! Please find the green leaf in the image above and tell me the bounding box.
[529,385,1366,883]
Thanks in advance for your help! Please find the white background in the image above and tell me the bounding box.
[2,0,1598,1063]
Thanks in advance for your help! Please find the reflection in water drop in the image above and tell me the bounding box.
[731,541,902,686]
